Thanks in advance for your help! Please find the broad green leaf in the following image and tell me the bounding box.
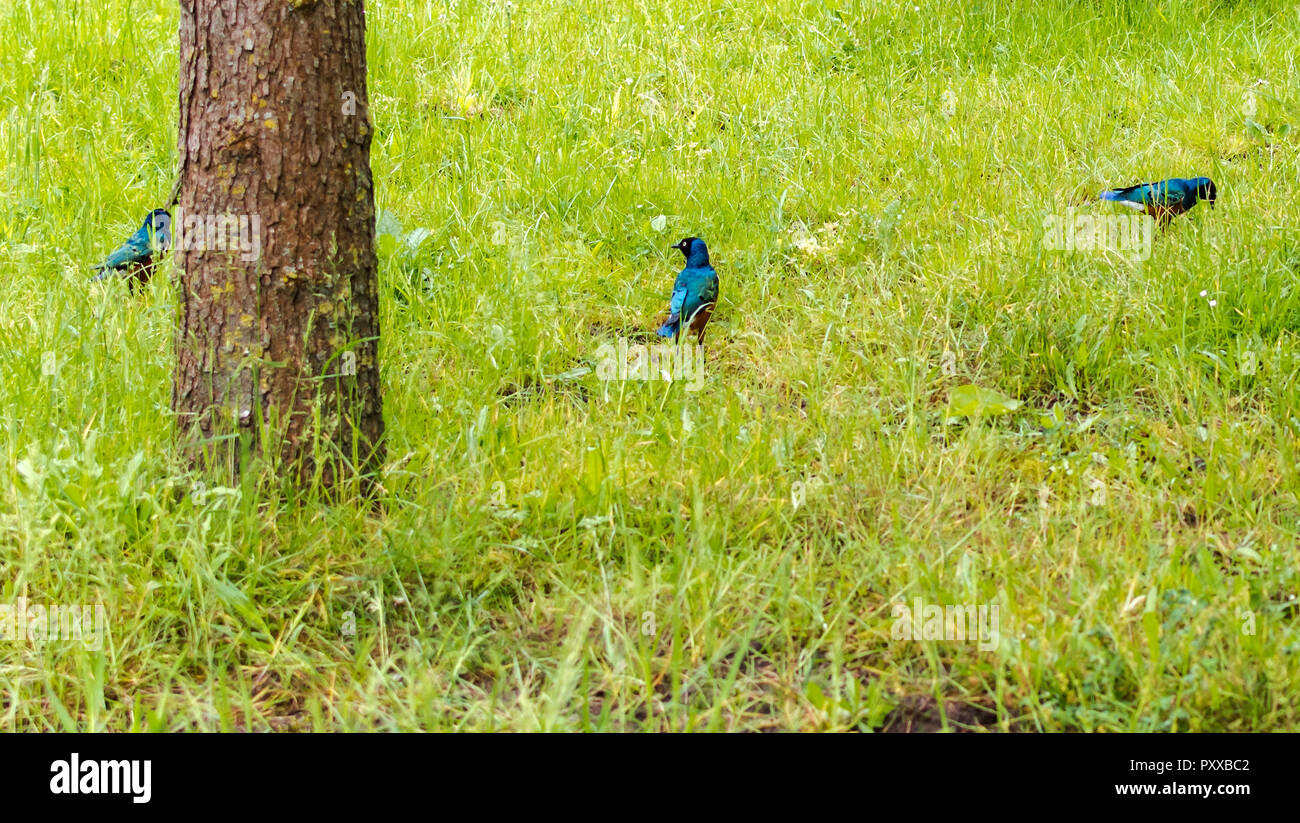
[1038,403,1067,430]
[375,208,403,238]
[946,384,1021,421]
[1236,544,1263,564]
[404,226,432,251]
[805,681,827,710]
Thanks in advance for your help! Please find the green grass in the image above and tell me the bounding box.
[1,0,1299,731]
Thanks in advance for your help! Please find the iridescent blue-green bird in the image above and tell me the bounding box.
[91,208,172,291]
[656,237,720,345]
[1099,177,1217,225]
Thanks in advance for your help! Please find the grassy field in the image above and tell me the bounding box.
[1,0,1298,731]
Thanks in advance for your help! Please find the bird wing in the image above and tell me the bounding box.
[94,227,153,270]
[1100,182,1154,209]
[1102,180,1192,210]
[698,269,719,305]
[1145,180,1192,209]
[1103,181,1154,199]
[678,268,718,323]
[666,272,689,321]
[1164,186,1192,209]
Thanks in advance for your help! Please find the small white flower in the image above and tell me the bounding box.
[1209,299,1218,307]
[1200,290,1208,297]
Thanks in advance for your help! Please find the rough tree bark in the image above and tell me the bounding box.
[174,0,383,488]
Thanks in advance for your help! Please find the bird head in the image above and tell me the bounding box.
[672,237,709,266]
[1194,178,1217,208]
[144,208,172,249]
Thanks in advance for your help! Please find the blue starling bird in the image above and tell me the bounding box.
[1099,177,1217,225]
[656,237,719,345]
[91,208,172,291]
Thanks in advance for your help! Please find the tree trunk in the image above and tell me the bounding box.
[173,0,383,489]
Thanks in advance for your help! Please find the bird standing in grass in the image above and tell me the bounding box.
[1099,177,1217,225]
[91,208,172,291]
[656,237,719,345]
